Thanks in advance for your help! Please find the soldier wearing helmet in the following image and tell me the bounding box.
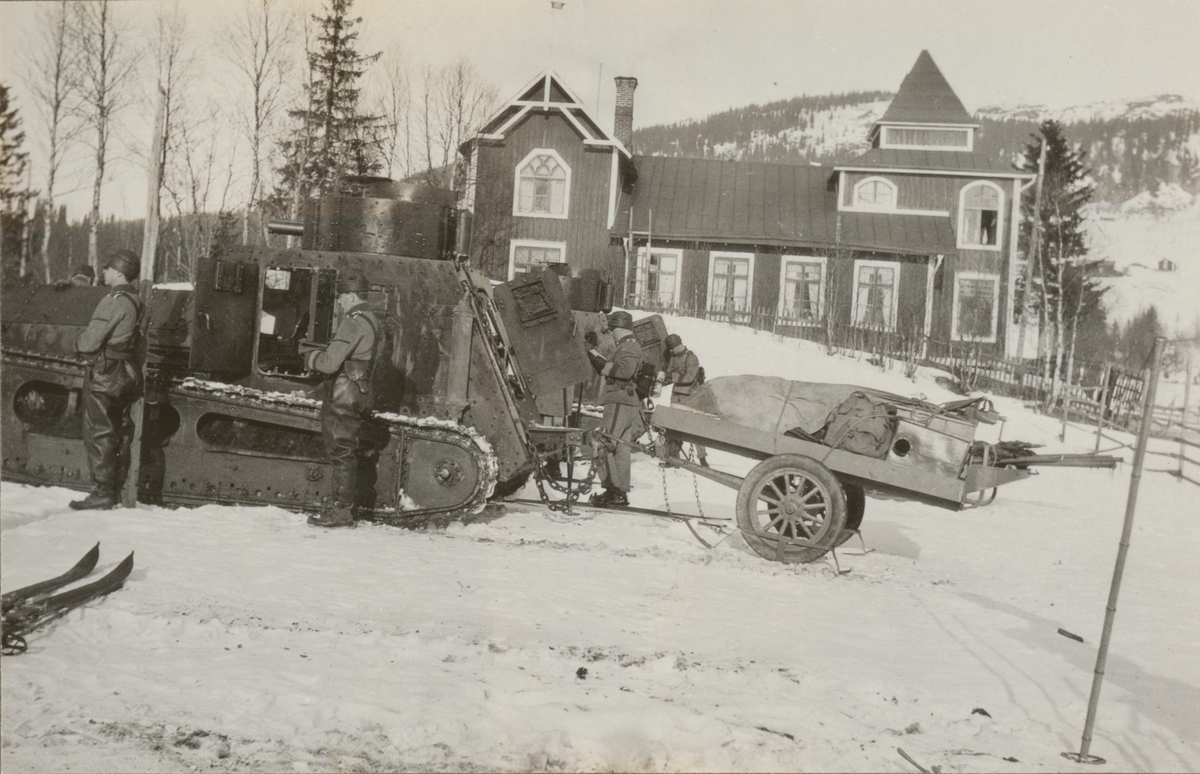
[587,309,645,507]
[70,250,144,511]
[305,268,381,528]
[662,332,708,467]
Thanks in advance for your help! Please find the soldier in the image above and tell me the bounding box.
[662,333,709,467]
[305,268,381,528]
[587,310,645,507]
[70,250,144,511]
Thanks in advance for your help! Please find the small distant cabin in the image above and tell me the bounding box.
[1158,258,1177,272]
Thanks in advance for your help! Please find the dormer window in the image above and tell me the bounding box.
[514,149,570,218]
[853,177,897,209]
[880,125,973,151]
[958,182,1003,249]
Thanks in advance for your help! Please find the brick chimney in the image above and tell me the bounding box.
[613,76,638,151]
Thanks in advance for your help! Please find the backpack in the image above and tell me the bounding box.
[819,391,897,459]
[633,361,659,401]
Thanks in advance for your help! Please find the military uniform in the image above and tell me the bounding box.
[71,251,143,510]
[590,311,645,506]
[663,334,707,464]
[306,272,380,526]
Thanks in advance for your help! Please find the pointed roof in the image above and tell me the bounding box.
[468,70,631,158]
[879,51,974,126]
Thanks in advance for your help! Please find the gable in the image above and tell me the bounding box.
[475,70,630,158]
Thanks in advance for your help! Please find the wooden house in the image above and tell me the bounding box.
[461,52,1035,357]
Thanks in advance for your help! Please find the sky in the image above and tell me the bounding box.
[1,0,1198,219]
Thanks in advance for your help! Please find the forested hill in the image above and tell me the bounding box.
[631,93,1200,204]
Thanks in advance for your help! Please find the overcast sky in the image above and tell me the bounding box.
[2,0,1198,220]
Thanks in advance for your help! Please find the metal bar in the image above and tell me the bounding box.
[1071,336,1164,762]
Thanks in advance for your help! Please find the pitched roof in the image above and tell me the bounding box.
[839,147,1031,177]
[469,70,630,157]
[619,155,957,255]
[879,51,974,126]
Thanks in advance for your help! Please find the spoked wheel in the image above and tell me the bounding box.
[736,455,847,563]
[834,482,866,548]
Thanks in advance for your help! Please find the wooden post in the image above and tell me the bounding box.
[122,86,167,509]
[1095,363,1111,454]
[1181,357,1192,480]
[1064,336,1164,765]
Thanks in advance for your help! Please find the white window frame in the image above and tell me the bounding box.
[880,123,975,152]
[851,258,901,331]
[951,271,1000,343]
[852,177,898,210]
[707,251,755,315]
[513,148,571,219]
[777,255,826,323]
[634,246,684,308]
[957,181,1004,251]
[508,239,565,280]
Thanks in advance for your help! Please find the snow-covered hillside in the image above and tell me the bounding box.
[977,94,1198,125]
[2,316,1196,773]
[1087,190,1200,335]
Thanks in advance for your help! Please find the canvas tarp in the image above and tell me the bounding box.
[678,375,900,458]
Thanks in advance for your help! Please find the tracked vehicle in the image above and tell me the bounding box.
[1,178,605,524]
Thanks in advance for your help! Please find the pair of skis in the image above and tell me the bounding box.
[2,543,134,656]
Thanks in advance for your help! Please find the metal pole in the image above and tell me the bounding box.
[1064,336,1164,765]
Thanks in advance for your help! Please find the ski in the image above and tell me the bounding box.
[2,551,134,656]
[1,543,100,614]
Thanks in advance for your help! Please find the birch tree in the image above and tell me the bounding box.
[74,0,136,273]
[224,0,296,243]
[25,0,80,282]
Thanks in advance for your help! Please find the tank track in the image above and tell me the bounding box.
[173,378,499,527]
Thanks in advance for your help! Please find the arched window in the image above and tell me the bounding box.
[853,177,897,209]
[514,149,570,218]
[959,182,1003,248]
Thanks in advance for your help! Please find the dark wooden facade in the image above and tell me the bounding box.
[461,56,1034,357]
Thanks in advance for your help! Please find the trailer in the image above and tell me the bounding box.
[616,380,1121,564]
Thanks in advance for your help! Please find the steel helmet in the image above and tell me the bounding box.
[665,334,682,349]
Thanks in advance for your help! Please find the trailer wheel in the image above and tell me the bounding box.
[835,483,866,547]
[736,454,847,563]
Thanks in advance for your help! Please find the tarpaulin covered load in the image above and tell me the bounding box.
[678,375,899,458]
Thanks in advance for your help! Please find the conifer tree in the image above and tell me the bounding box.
[273,0,380,216]
[1,83,37,279]
[1018,120,1104,399]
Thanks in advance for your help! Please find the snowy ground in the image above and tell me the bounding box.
[2,317,1198,773]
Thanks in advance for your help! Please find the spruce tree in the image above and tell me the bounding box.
[1,83,37,279]
[1017,120,1104,398]
[273,0,380,216]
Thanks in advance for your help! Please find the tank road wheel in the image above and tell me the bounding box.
[834,482,866,548]
[735,454,847,564]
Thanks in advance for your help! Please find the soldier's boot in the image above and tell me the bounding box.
[69,488,118,511]
[308,505,355,528]
[589,488,628,507]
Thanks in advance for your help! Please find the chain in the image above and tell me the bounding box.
[532,443,597,515]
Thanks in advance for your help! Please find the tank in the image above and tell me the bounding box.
[1,178,600,525]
